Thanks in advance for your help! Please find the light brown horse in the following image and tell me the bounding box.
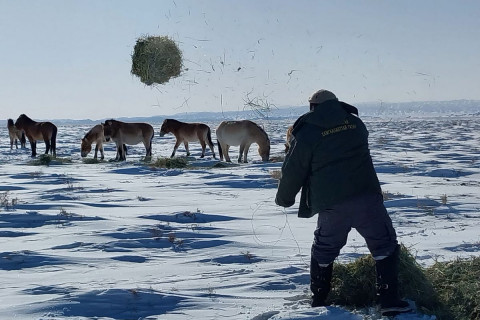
[14,114,57,157]
[284,125,294,154]
[81,124,106,160]
[216,120,270,163]
[160,119,216,159]
[7,118,26,149]
[102,119,154,161]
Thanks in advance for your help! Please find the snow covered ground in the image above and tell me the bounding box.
[1,114,479,319]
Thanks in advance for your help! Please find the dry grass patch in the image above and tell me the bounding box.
[328,245,479,319]
[150,157,188,169]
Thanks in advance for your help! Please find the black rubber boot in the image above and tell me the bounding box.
[310,257,333,307]
[376,245,412,316]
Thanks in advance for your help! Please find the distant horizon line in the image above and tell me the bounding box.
[3,99,480,123]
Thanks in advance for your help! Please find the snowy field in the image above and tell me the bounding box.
[1,115,479,320]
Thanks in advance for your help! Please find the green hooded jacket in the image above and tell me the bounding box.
[275,99,382,218]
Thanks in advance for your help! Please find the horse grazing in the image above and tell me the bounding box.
[7,118,26,149]
[216,120,270,163]
[102,119,154,161]
[81,124,106,160]
[160,119,216,159]
[284,125,294,154]
[14,114,57,157]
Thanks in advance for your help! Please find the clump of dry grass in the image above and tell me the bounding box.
[270,169,282,180]
[29,154,52,166]
[28,155,72,166]
[328,245,478,319]
[150,157,188,169]
[1,191,18,211]
[131,35,183,86]
[82,158,101,164]
[428,256,480,319]
[440,194,448,205]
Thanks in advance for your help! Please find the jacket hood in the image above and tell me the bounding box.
[303,99,352,128]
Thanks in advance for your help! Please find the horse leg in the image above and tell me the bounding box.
[238,143,246,163]
[217,141,224,161]
[115,144,121,160]
[243,143,252,163]
[184,141,190,156]
[118,143,126,161]
[99,143,104,160]
[224,144,231,162]
[199,140,206,158]
[30,139,37,157]
[207,140,216,159]
[171,140,181,158]
[145,142,152,157]
[94,144,99,159]
[142,138,152,158]
[45,139,51,155]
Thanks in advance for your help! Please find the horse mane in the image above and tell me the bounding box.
[85,125,98,138]
[253,121,270,142]
[7,119,14,127]
[18,114,33,123]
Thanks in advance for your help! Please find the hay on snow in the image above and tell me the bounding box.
[131,35,183,86]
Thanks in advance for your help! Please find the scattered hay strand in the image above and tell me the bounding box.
[131,35,183,86]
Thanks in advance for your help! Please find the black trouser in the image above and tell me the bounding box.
[311,193,398,265]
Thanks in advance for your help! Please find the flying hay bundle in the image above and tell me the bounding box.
[131,35,183,86]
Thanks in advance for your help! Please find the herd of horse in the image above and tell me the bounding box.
[7,114,283,163]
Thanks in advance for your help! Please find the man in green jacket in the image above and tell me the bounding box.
[275,89,411,316]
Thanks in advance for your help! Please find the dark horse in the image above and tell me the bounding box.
[15,114,57,157]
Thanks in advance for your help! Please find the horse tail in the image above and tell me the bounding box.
[148,130,154,156]
[207,127,214,147]
[51,125,57,157]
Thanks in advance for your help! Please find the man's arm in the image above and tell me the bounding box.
[275,136,312,207]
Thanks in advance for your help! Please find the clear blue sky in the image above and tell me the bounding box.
[1,0,479,120]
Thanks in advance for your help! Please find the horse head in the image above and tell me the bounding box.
[80,137,91,157]
[259,143,270,162]
[159,119,171,137]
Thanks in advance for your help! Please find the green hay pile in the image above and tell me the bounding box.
[131,35,183,86]
[150,157,188,169]
[82,158,101,164]
[328,245,479,319]
[429,257,480,319]
[30,154,52,166]
[28,155,72,166]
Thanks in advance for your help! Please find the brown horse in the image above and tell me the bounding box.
[102,119,154,161]
[7,118,26,149]
[216,120,270,163]
[14,114,57,157]
[284,125,294,154]
[81,124,127,160]
[160,119,216,159]
[81,124,106,160]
